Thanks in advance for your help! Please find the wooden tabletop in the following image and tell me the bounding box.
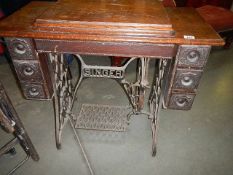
[0,1,224,46]
[34,0,175,38]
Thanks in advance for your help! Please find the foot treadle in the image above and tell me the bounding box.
[75,104,131,131]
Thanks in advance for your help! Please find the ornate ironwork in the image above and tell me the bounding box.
[49,53,73,149]
[120,58,150,113]
[71,55,151,114]
[49,54,95,175]
[75,104,130,131]
[148,59,168,156]
[49,53,170,159]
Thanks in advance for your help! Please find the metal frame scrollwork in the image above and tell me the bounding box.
[49,53,169,158]
[149,59,168,156]
[49,53,73,149]
[49,53,95,175]
[120,58,150,113]
[71,55,151,115]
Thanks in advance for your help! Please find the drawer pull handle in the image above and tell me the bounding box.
[187,50,200,63]
[29,87,39,96]
[23,66,34,76]
[181,76,193,87]
[175,97,187,107]
[13,42,26,55]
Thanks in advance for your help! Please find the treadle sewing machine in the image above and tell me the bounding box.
[0,0,224,172]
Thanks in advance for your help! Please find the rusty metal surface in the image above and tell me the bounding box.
[49,53,73,149]
[48,52,173,158]
[149,59,168,156]
[75,104,131,132]
[72,55,150,114]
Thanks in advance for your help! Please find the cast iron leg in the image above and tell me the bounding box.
[149,59,168,156]
[49,53,73,149]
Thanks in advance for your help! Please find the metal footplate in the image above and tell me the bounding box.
[75,104,131,132]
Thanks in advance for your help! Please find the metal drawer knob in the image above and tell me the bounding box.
[187,50,200,63]
[28,87,39,96]
[23,66,34,76]
[181,76,193,87]
[13,42,26,55]
[175,97,188,107]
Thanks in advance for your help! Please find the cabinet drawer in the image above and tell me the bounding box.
[173,69,203,90]
[13,60,43,82]
[168,92,196,110]
[21,83,46,99]
[177,45,211,68]
[5,37,36,60]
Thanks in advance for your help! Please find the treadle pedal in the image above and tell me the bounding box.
[75,104,131,132]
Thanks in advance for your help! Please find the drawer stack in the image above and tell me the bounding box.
[5,37,53,100]
[164,45,211,110]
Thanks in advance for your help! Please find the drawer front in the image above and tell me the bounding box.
[5,37,36,60]
[164,45,211,110]
[168,93,196,110]
[177,45,211,68]
[173,69,203,90]
[21,83,46,99]
[5,37,53,100]
[13,60,43,82]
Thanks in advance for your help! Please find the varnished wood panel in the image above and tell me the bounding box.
[0,2,224,46]
[37,53,53,98]
[35,0,175,38]
[166,8,224,46]
[36,0,173,27]
[35,39,177,58]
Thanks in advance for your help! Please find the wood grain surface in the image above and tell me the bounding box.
[0,1,224,46]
